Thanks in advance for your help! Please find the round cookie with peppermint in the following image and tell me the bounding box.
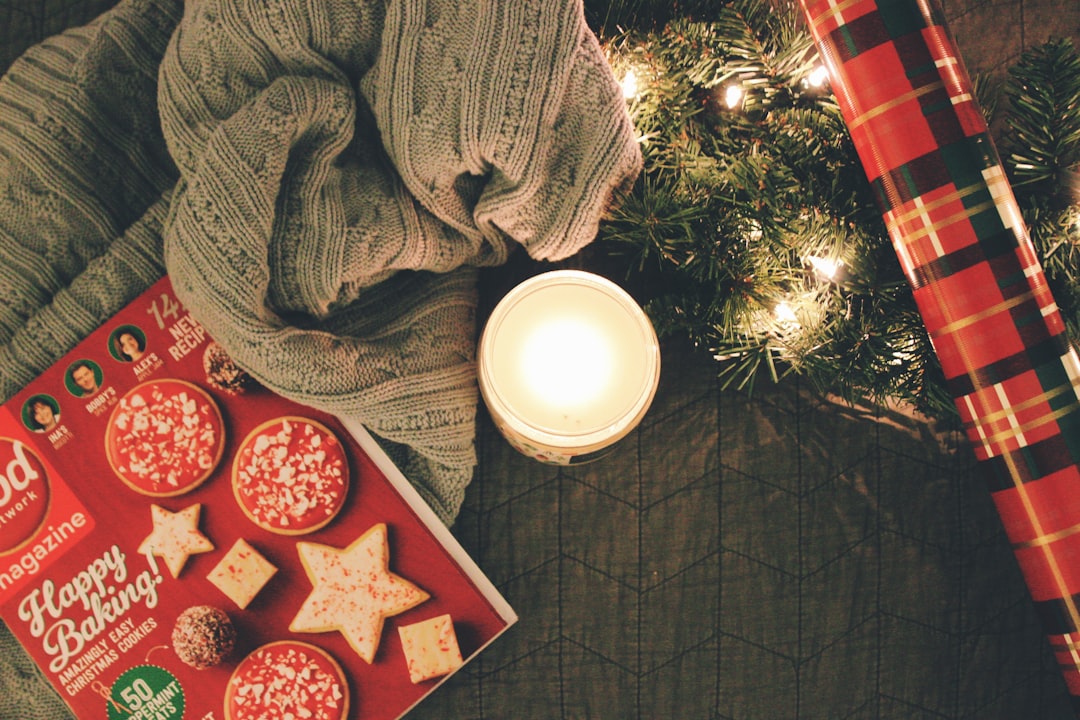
[106,379,226,496]
[225,640,349,720]
[231,416,349,535]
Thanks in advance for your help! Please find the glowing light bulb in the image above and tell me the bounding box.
[620,69,640,100]
[775,301,799,326]
[725,85,744,110]
[807,256,843,280]
[808,65,829,88]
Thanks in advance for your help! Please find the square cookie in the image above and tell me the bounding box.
[207,538,277,609]
[398,614,464,683]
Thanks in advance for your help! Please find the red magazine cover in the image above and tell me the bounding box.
[0,277,516,720]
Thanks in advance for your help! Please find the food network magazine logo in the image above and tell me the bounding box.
[0,437,93,603]
[0,439,50,555]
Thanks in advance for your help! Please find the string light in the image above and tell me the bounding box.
[774,301,799,326]
[806,255,843,281]
[596,6,1080,427]
[888,350,913,367]
[724,84,744,110]
[620,68,640,100]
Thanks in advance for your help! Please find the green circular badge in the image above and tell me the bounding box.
[106,665,184,720]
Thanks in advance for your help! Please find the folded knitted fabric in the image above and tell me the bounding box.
[0,1,180,394]
[161,0,643,522]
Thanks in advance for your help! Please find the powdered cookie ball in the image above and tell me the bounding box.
[203,342,257,395]
[172,605,237,669]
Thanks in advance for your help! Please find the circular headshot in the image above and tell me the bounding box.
[22,394,60,433]
[65,359,103,397]
[109,325,148,363]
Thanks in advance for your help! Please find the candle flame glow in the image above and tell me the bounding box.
[520,318,613,409]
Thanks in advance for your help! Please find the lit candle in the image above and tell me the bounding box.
[478,270,661,464]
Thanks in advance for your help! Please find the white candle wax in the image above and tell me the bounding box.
[478,270,660,464]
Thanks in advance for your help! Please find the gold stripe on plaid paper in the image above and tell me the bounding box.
[962,394,990,447]
[967,382,1075,455]
[983,166,1028,233]
[928,290,1035,339]
[1002,451,1080,636]
[933,56,973,104]
[848,80,945,130]
[966,379,1080,429]
[1064,647,1080,676]
[1015,520,1080,551]
[889,198,998,250]
[980,403,1080,453]
[805,0,864,28]
[1051,635,1080,653]
[883,183,988,236]
[987,382,1030,450]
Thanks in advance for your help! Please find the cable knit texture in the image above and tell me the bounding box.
[160,0,643,522]
[0,0,640,715]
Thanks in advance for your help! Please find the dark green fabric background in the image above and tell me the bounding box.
[2,1,1079,717]
[412,257,1071,719]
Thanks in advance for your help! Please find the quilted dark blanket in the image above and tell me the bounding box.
[0,1,1077,719]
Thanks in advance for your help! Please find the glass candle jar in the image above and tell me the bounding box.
[478,270,660,464]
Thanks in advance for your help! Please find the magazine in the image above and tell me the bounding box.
[0,277,516,720]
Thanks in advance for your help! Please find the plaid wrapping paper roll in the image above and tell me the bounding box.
[797,0,1080,706]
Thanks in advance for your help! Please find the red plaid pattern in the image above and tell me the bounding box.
[799,0,1080,708]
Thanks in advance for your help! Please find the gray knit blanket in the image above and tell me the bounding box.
[0,0,641,716]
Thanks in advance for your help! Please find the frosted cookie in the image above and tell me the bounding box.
[203,342,256,395]
[290,523,429,664]
[137,503,214,578]
[106,379,225,496]
[225,640,348,720]
[206,538,278,610]
[232,417,349,535]
[398,614,464,683]
[172,605,236,669]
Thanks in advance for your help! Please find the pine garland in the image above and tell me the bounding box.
[591,0,1080,422]
[1000,40,1080,339]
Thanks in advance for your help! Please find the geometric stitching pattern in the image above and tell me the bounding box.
[412,338,1073,719]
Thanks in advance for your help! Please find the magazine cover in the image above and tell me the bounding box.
[0,277,517,720]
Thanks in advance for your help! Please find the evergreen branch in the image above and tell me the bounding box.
[1002,39,1080,195]
[595,0,1080,422]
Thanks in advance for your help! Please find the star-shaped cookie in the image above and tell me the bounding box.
[289,523,429,663]
[137,503,214,577]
